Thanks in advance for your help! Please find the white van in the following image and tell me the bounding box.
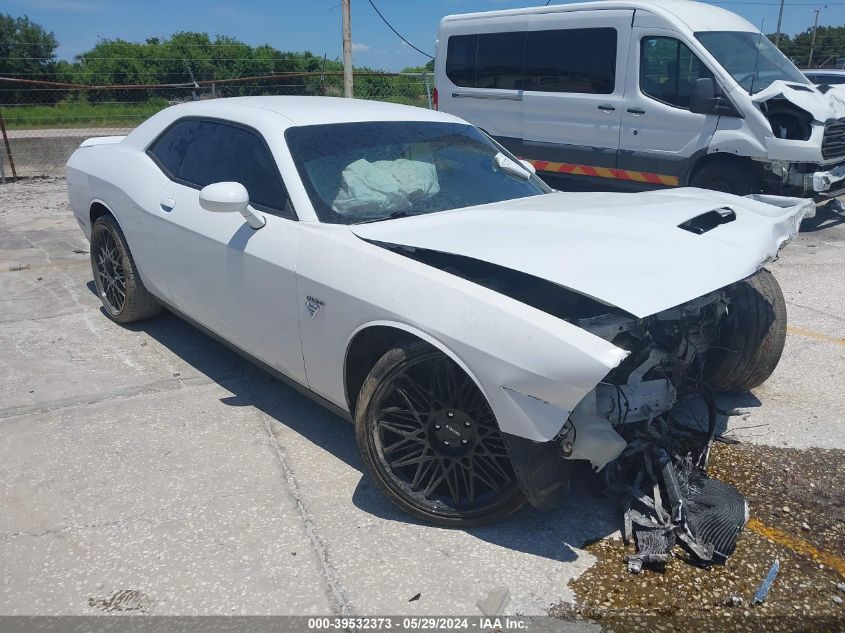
[435,0,845,198]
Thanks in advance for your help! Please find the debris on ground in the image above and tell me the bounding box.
[606,415,747,573]
[476,587,510,616]
[408,593,421,603]
[559,443,845,628]
[752,559,780,605]
[8,264,30,271]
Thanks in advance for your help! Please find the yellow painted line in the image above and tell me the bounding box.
[787,326,845,347]
[747,518,845,577]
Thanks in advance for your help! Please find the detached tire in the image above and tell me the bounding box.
[705,269,787,392]
[690,159,754,195]
[354,341,525,527]
[90,215,161,323]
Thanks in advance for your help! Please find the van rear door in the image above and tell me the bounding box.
[520,10,633,181]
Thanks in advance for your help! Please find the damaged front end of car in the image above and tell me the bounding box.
[545,289,757,570]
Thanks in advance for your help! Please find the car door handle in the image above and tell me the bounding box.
[627,108,646,116]
[159,197,175,212]
[597,104,616,112]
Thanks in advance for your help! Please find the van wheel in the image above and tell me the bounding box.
[91,215,161,323]
[354,341,525,526]
[705,269,787,392]
[690,159,754,195]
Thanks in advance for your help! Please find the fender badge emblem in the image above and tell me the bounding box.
[305,296,324,318]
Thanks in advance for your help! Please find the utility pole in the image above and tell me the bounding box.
[774,0,785,46]
[342,0,353,98]
[808,8,820,67]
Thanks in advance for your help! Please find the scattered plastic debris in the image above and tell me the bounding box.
[607,418,748,572]
[753,559,780,605]
[476,587,510,616]
[408,593,421,603]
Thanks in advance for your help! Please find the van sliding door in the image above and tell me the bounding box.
[520,10,633,185]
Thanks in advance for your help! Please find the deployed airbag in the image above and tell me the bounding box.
[332,158,440,217]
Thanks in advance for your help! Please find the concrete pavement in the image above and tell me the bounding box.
[1,178,843,617]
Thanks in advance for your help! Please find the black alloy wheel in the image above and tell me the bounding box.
[355,342,525,526]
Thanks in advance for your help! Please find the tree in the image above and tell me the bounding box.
[0,14,60,104]
[768,26,845,67]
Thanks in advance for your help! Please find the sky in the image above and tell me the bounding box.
[5,0,845,71]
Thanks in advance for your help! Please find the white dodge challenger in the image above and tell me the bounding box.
[67,97,813,526]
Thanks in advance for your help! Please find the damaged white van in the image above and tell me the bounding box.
[435,0,845,198]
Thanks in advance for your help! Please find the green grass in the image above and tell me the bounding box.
[0,100,170,129]
[0,93,432,130]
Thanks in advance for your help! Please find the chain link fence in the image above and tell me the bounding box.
[0,71,434,180]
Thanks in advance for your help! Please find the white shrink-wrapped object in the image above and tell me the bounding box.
[333,158,440,218]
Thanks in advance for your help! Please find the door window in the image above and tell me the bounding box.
[148,118,292,216]
[522,28,616,94]
[445,27,617,94]
[475,32,526,90]
[640,36,713,109]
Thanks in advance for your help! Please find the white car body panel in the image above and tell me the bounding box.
[66,96,809,451]
[350,188,808,319]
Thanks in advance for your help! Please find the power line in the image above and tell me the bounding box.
[366,0,433,59]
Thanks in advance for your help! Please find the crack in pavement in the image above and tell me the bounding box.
[246,382,353,616]
[0,374,220,421]
[0,491,249,543]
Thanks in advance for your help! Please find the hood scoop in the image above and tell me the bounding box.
[679,208,736,235]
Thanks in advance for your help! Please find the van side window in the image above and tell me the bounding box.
[640,37,714,109]
[446,34,478,88]
[445,28,617,94]
[476,32,526,90]
[523,28,616,94]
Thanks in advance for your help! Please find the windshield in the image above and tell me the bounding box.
[285,121,550,224]
[695,31,811,94]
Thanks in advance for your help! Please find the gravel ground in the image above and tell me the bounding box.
[555,442,845,632]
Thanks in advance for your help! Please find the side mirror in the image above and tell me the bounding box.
[689,78,716,115]
[199,182,265,229]
[690,78,740,118]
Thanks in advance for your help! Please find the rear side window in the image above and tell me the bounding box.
[445,28,617,94]
[523,28,616,93]
[148,118,291,215]
[476,32,526,90]
[446,34,479,88]
[640,37,714,109]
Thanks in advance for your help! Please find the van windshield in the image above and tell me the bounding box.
[695,31,811,94]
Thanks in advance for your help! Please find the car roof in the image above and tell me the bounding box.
[441,0,755,33]
[181,96,465,127]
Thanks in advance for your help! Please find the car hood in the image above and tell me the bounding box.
[350,188,811,318]
[752,79,845,120]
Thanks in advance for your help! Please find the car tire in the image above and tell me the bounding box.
[354,340,526,526]
[690,159,754,195]
[90,215,162,323]
[705,269,787,392]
